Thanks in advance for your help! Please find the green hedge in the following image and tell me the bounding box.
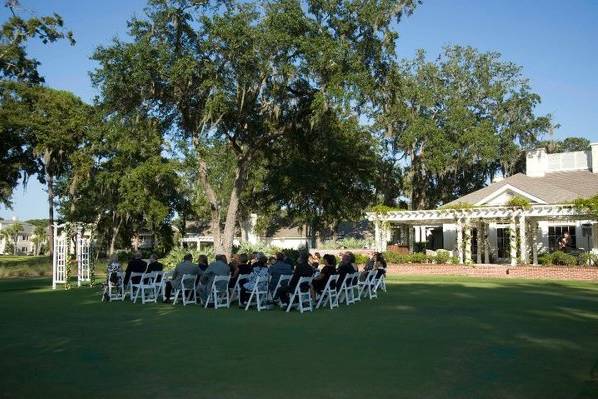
[382,250,457,265]
[539,251,597,266]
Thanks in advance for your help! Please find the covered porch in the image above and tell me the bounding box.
[368,204,598,266]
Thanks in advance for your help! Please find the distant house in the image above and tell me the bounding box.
[368,145,598,265]
[0,220,36,255]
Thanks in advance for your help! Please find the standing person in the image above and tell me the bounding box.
[278,252,314,307]
[146,254,164,273]
[124,251,147,286]
[163,254,199,303]
[311,254,337,297]
[268,252,293,294]
[558,231,571,252]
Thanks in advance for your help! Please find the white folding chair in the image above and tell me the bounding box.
[173,274,198,306]
[270,274,292,301]
[132,272,158,304]
[152,271,164,297]
[338,273,355,305]
[127,272,145,301]
[103,271,125,301]
[316,274,339,310]
[230,273,250,305]
[358,270,378,299]
[159,271,173,301]
[245,275,269,311]
[349,272,361,303]
[372,271,387,293]
[286,276,314,313]
[205,275,230,309]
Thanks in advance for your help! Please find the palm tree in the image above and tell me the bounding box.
[1,222,23,255]
[32,224,48,255]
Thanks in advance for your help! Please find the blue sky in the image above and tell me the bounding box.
[2,0,598,220]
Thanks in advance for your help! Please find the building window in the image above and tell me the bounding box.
[496,228,510,259]
[548,225,576,251]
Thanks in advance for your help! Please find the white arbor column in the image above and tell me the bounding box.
[519,215,528,264]
[408,225,414,253]
[456,218,464,264]
[531,220,539,265]
[592,223,598,252]
[509,214,517,266]
[374,219,381,252]
[476,220,483,264]
[464,219,472,264]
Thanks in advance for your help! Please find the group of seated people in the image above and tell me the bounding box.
[105,249,388,307]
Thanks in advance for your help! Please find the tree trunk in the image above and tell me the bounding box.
[196,150,223,254]
[109,217,122,255]
[45,154,54,257]
[221,164,247,258]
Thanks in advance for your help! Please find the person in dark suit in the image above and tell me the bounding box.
[124,251,147,286]
[312,254,337,295]
[278,253,314,306]
[146,254,164,273]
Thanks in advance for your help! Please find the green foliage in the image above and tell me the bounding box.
[353,253,369,265]
[369,204,405,214]
[434,251,451,264]
[538,251,577,266]
[234,242,282,257]
[539,137,591,154]
[574,195,598,217]
[577,252,598,266]
[410,252,428,263]
[319,238,372,250]
[162,247,215,271]
[441,202,474,210]
[376,45,554,209]
[507,196,531,209]
[383,250,454,264]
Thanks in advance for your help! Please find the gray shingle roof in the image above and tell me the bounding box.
[445,171,598,206]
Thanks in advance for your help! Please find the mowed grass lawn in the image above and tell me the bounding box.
[1,276,598,399]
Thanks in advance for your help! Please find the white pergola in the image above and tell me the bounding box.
[368,204,598,266]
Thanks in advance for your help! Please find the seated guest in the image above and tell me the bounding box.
[164,253,199,302]
[267,256,276,267]
[268,252,293,294]
[311,254,337,297]
[146,254,164,273]
[197,255,209,272]
[336,253,357,291]
[309,252,321,271]
[106,254,122,281]
[198,254,230,302]
[374,252,387,278]
[230,253,251,288]
[124,251,147,286]
[228,254,240,289]
[241,254,269,304]
[278,253,314,306]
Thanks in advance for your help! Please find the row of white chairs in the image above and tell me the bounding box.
[103,268,386,313]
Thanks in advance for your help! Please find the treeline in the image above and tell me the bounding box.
[1,0,588,256]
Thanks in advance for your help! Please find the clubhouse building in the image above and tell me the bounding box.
[368,145,598,265]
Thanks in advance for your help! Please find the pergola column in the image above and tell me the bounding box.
[476,220,483,264]
[519,214,528,264]
[509,214,517,266]
[374,219,381,252]
[408,225,414,253]
[456,218,464,264]
[592,223,598,252]
[531,220,538,265]
[464,218,472,264]
[484,222,490,264]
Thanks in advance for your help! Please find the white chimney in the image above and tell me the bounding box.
[526,148,547,177]
[591,143,598,173]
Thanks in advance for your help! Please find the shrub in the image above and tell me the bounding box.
[319,238,372,250]
[234,242,281,256]
[538,252,553,265]
[441,202,474,210]
[550,251,577,266]
[162,247,214,270]
[352,253,369,265]
[382,251,405,264]
[434,250,451,264]
[577,252,598,266]
[410,252,427,263]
